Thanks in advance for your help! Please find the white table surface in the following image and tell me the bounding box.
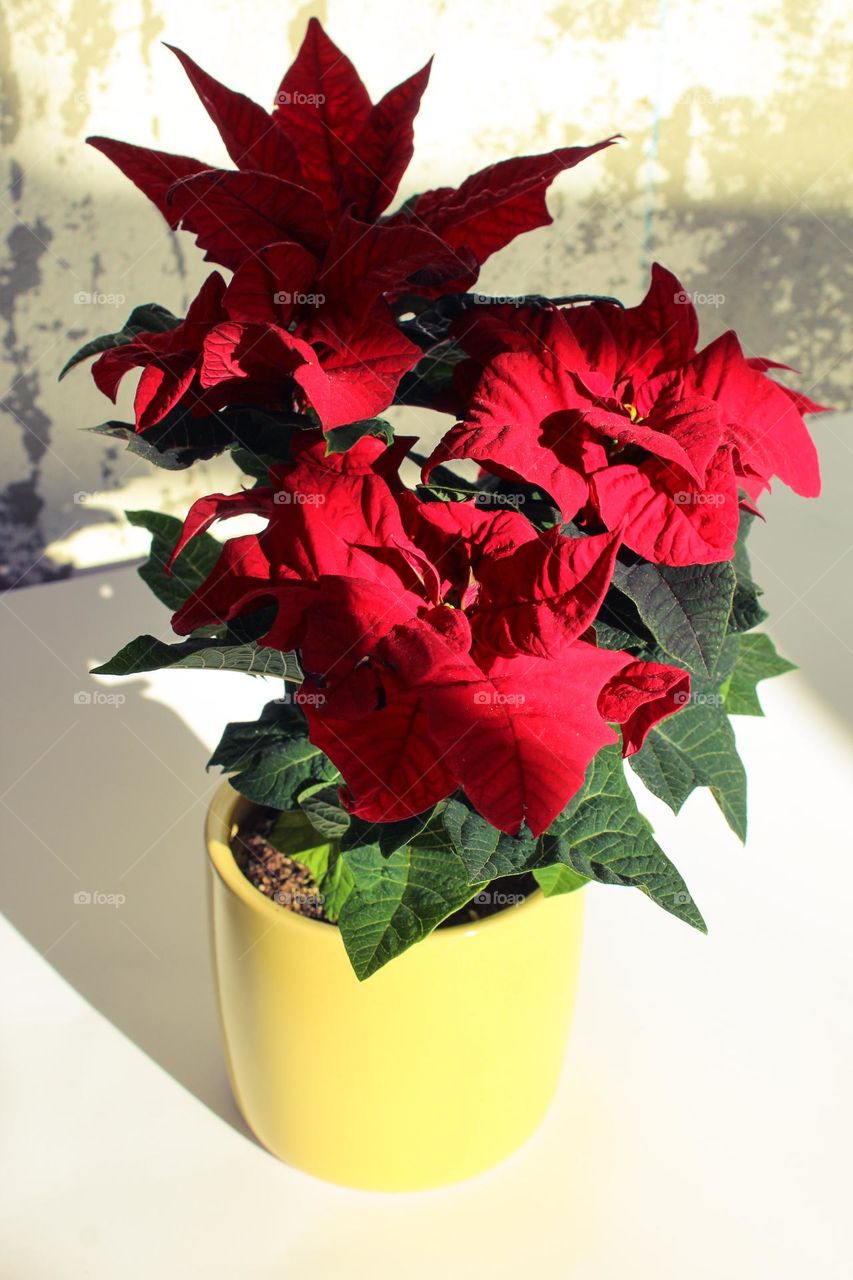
[1,564,851,1280]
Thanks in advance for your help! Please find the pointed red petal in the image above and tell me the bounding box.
[171,535,273,634]
[224,242,319,326]
[689,331,821,498]
[311,213,465,336]
[343,60,432,219]
[165,489,273,572]
[406,138,617,265]
[87,136,210,225]
[164,169,330,269]
[391,633,625,837]
[273,17,372,218]
[166,44,299,177]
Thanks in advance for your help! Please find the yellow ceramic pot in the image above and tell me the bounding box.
[205,782,585,1191]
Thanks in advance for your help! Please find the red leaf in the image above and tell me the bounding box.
[273,17,372,218]
[473,527,621,657]
[591,447,740,565]
[343,60,432,219]
[311,213,465,336]
[224,242,319,326]
[166,44,299,176]
[87,136,210,226]
[306,692,457,823]
[688,331,822,499]
[166,489,273,572]
[598,661,691,754]
[165,170,331,269]
[294,307,422,429]
[406,139,617,265]
[171,535,274,634]
[376,623,625,836]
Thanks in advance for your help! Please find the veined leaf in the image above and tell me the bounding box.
[59,302,180,381]
[630,701,747,841]
[324,418,394,455]
[339,840,485,980]
[92,634,300,679]
[209,701,339,809]
[541,746,706,930]
[729,509,768,634]
[722,632,795,716]
[127,508,221,611]
[533,864,589,896]
[267,809,353,922]
[612,556,736,677]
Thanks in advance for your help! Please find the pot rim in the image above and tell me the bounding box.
[205,779,569,944]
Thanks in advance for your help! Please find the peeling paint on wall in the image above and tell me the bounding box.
[0,0,850,588]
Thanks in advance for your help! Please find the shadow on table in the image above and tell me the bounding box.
[0,572,267,1148]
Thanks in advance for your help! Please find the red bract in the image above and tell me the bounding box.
[86,19,614,429]
[427,265,826,564]
[167,435,688,835]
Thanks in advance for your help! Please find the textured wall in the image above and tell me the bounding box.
[1,0,851,590]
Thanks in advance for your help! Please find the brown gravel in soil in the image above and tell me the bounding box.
[231,806,538,926]
[231,824,328,920]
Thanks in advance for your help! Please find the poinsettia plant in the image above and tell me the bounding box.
[66,20,825,978]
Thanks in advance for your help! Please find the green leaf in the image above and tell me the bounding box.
[93,405,306,473]
[426,798,540,883]
[533,864,589,896]
[394,342,467,409]
[722,633,795,716]
[92,634,300,679]
[540,746,706,930]
[340,812,433,858]
[629,702,748,841]
[59,302,181,380]
[338,841,485,980]
[297,785,351,838]
[594,588,656,654]
[729,509,768,634]
[209,702,339,809]
[266,809,353,922]
[318,851,354,921]
[324,418,394,454]
[612,557,737,677]
[127,509,221,611]
[268,810,333,870]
